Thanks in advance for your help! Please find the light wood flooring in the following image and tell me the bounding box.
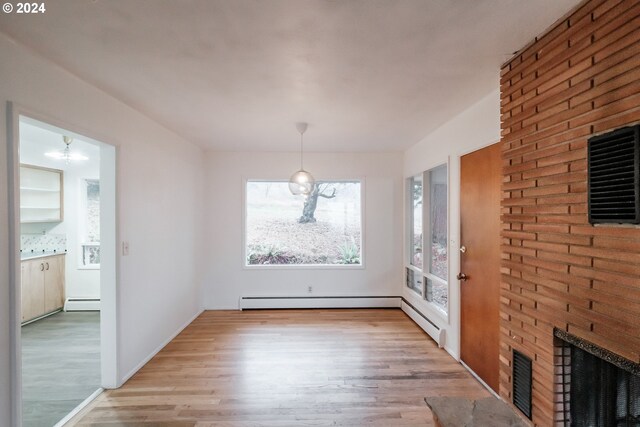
[22,311,101,427]
[69,309,489,426]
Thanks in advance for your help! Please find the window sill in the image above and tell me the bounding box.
[243,263,365,270]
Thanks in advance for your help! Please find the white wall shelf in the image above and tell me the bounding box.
[20,164,64,223]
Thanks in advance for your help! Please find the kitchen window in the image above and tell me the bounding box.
[245,180,362,266]
[80,179,100,268]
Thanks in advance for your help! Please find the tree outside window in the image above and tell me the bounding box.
[246,181,362,266]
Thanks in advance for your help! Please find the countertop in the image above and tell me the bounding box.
[20,251,66,261]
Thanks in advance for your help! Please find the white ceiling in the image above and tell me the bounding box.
[0,0,581,152]
[19,119,101,172]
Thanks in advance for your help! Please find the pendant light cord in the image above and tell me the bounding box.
[300,131,304,170]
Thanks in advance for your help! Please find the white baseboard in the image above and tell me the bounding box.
[118,308,204,387]
[401,300,444,347]
[239,296,402,310]
[64,298,100,311]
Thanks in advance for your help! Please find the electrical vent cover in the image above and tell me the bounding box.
[588,125,640,224]
[513,350,532,420]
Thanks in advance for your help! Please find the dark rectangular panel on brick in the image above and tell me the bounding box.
[513,350,533,419]
[588,125,640,224]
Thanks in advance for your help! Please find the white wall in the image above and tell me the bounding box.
[202,151,404,309]
[0,33,205,425]
[402,89,500,359]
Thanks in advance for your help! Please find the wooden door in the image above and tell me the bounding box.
[22,259,45,322]
[460,142,502,392]
[44,255,65,313]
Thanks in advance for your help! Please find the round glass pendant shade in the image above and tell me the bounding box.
[289,169,315,195]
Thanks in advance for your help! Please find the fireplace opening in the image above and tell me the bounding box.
[555,330,640,427]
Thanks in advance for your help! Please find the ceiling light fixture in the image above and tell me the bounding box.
[288,122,315,196]
[45,135,88,163]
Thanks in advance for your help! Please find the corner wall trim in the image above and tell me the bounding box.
[65,298,101,312]
[118,309,203,387]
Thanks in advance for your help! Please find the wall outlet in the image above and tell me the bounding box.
[307,286,313,294]
[122,241,129,256]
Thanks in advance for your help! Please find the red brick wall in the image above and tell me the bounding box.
[500,0,640,424]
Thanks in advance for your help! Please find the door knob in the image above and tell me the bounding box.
[460,246,467,253]
[457,272,468,281]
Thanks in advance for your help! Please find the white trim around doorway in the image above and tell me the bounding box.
[6,102,119,427]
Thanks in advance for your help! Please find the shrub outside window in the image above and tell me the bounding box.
[245,180,362,266]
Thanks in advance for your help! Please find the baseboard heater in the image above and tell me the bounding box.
[239,295,444,347]
[400,299,445,348]
[240,295,401,310]
[64,298,101,312]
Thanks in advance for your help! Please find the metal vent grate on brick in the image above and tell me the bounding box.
[513,350,532,420]
[588,125,640,224]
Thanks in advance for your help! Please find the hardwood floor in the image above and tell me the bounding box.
[69,309,489,426]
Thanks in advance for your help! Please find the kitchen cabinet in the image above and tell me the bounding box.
[21,254,65,323]
[20,164,64,223]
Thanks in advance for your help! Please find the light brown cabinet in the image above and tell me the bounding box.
[21,254,65,323]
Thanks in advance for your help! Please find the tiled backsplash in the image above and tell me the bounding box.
[21,233,67,253]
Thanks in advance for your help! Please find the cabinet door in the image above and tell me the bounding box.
[44,256,65,313]
[22,260,45,322]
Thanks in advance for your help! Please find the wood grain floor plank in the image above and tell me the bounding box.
[69,309,489,426]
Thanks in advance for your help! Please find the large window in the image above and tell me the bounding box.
[406,164,448,314]
[425,165,448,311]
[245,180,362,266]
[409,174,423,269]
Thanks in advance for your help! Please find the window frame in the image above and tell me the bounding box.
[406,174,425,298]
[80,242,101,269]
[78,177,101,270]
[423,164,449,315]
[408,174,423,270]
[242,177,366,270]
[404,163,450,319]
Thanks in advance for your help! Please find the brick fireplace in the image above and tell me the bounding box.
[500,0,640,424]
[554,329,640,425]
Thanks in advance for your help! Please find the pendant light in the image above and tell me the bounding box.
[45,135,88,163]
[288,122,315,196]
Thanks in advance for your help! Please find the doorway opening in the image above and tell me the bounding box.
[7,109,117,427]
